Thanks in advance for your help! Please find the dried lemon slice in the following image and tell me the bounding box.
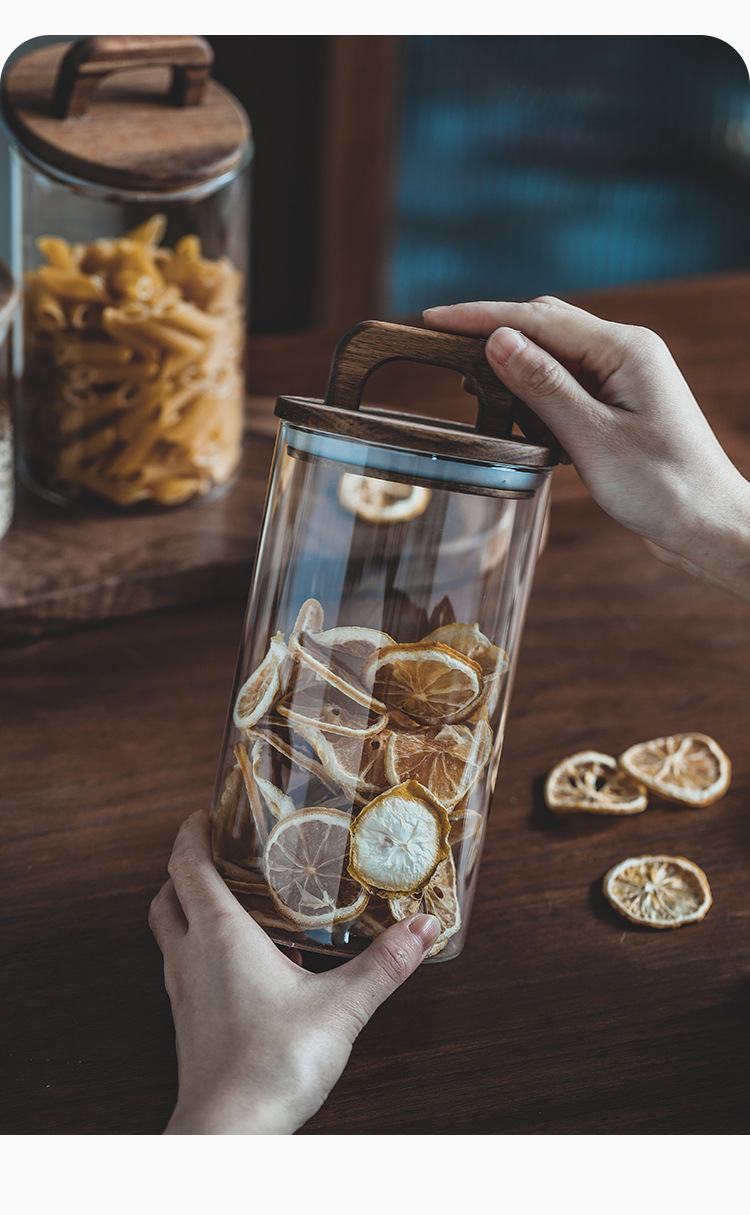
[233,633,289,731]
[388,852,461,957]
[348,780,451,896]
[618,733,731,807]
[362,642,483,726]
[447,805,483,846]
[385,717,492,811]
[296,721,392,802]
[603,855,712,928]
[248,721,341,795]
[263,807,369,928]
[233,742,273,846]
[249,738,298,820]
[292,598,325,633]
[420,622,509,680]
[291,629,388,714]
[278,682,389,737]
[314,625,395,664]
[545,750,648,815]
[338,473,431,523]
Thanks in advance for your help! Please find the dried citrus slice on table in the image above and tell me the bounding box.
[362,642,483,726]
[385,717,492,810]
[603,855,713,928]
[338,473,431,523]
[389,852,462,957]
[263,807,369,928]
[233,633,289,731]
[349,780,451,895]
[544,750,648,815]
[618,733,731,806]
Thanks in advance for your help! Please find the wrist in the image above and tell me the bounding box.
[667,468,750,603]
[164,1087,300,1136]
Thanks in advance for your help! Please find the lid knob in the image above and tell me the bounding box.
[52,35,213,119]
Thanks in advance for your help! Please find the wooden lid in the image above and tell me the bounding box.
[0,261,19,340]
[275,321,559,472]
[1,37,252,194]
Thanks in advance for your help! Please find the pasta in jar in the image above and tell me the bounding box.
[21,213,245,507]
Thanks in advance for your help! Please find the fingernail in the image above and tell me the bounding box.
[422,305,450,314]
[487,327,527,365]
[408,914,441,950]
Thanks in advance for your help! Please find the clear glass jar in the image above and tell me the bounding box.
[0,261,19,541]
[2,36,251,511]
[210,322,556,963]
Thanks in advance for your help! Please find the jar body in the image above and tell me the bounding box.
[11,148,250,510]
[0,281,17,540]
[210,423,550,962]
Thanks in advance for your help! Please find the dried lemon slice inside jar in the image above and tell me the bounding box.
[603,855,713,928]
[362,641,484,726]
[338,473,431,523]
[420,622,509,680]
[388,851,461,957]
[348,780,451,896]
[618,733,730,807]
[233,633,289,731]
[544,750,648,815]
[263,807,369,928]
[385,717,492,811]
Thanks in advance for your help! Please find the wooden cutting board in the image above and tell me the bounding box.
[0,395,279,645]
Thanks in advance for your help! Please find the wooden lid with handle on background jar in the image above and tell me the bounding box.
[1,35,252,192]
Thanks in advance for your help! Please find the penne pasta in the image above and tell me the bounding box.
[21,216,245,507]
[125,213,167,246]
[37,236,78,270]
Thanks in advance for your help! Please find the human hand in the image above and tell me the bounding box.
[424,297,750,603]
[149,810,439,1135]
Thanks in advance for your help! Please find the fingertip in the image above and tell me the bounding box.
[485,326,528,367]
[406,914,441,953]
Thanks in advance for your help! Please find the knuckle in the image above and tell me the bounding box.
[522,354,567,397]
[166,848,189,884]
[623,324,667,357]
[375,936,414,986]
[529,294,565,310]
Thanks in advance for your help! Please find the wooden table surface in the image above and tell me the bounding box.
[2,272,750,1135]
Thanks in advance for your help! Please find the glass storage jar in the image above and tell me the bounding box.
[0,260,20,541]
[210,321,557,962]
[1,36,251,510]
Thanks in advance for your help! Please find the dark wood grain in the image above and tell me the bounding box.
[2,272,750,1135]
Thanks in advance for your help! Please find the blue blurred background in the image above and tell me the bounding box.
[386,36,750,311]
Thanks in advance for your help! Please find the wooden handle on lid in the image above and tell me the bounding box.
[52,35,214,119]
[324,320,519,439]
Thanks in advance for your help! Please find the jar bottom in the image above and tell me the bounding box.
[18,457,239,516]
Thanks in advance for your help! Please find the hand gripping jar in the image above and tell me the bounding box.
[210,321,557,962]
[1,36,251,510]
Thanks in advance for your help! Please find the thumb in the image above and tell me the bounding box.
[323,914,440,1033]
[485,325,599,454]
